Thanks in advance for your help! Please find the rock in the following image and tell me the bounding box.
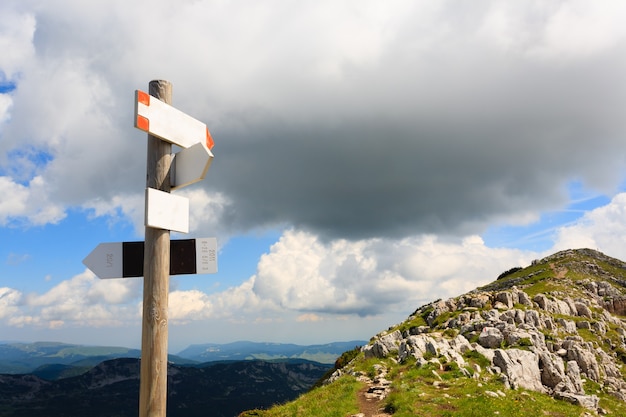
[576,321,591,330]
[575,302,593,319]
[503,329,532,347]
[494,301,509,310]
[523,310,542,328]
[365,330,403,359]
[478,327,503,349]
[449,334,472,354]
[467,293,491,309]
[566,345,601,382]
[591,321,606,335]
[538,352,567,390]
[426,299,457,326]
[425,340,439,357]
[495,292,514,309]
[363,343,387,359]
[554,392,599,410]
[379,330,403,351]
[493,349,545,392]
[473,344,495,363]
[514,289,533,306]
[533,294,573,315]
[597,349,621,379]
[533,294,550,310]
[543,316,556,330]
[557,318,577,334]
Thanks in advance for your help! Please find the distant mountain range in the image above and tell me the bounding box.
[178,340,365,364]
[0,340,365,416]
[0,357,333,417]
[0,340,365,375]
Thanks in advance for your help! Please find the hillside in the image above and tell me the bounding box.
[0,357,331,417]
[241,249,626,417]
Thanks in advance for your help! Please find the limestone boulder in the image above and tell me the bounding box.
[493,349,545,392]
[478,327,503,349]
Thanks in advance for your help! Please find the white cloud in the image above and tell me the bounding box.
[0,5,35,79]
[168,289,213,322]
[539,0,626,59]
[179,187,234,237]
[553,192,626,260]
[0,287,22,319]
[0,227,536,332]
[478,1,626,60]
[249,230,534,316]
[0,94,11,125]
[0,176,65,225]
[297,313,323,322]
[14,270,141,328]
[5,252,30,266]
[4,188,626,343]
[83,193,145,235]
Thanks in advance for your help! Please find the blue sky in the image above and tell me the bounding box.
[2,0,626,353]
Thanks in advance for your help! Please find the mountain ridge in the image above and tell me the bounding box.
[0,357,332,417]
[178,340,365,364]
[0,339,365,375]
[242,248,626,416]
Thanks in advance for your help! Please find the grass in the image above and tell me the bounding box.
[238,375,361,417]
[395,314,428,334]
[382,361,584,417]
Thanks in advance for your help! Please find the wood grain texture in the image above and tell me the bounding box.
[140,79,172,417]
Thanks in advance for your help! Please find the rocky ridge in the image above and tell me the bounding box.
[330,249,626,414]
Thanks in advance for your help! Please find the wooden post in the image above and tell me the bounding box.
[139,80,172,417]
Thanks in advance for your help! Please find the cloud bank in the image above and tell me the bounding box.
[0,1,625,240]
[4,190,626,347]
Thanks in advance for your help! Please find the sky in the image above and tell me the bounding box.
[1,0,626,354]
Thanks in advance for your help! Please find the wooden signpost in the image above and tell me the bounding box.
[83,80,216,417]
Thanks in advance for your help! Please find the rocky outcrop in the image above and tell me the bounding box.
[358,279,626,412]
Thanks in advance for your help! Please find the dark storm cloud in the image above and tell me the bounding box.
[3,0,626,239]
[208,49,626,239]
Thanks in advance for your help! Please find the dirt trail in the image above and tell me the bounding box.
[353,385,391,417]
[350,368,392,417]
[550,262,568,279]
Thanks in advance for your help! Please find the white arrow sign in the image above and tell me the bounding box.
[134,90,214,150]
[171,142,214,190]
[83,238,218,279]
[83,242,124,279]
[145,188,189,233]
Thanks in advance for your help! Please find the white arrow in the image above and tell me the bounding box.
[83,238,217,279]
[82,242,126,279]
[134,90,214,150]
[171,142,214,190]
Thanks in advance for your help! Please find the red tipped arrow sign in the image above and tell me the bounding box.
[83,238,217,279]
[134,90,214,150]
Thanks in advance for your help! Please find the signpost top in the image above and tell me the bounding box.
[134,90,214,150]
